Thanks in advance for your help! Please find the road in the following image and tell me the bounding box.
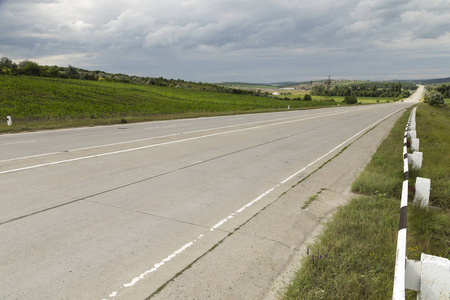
[0,87,422,299]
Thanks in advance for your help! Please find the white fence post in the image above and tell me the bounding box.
[407,151,423,170]
[414,177,431,208]
[411,138,420,151]
[394,107,448,299]
[407,130,417,139]
[405,254,450,299]
[7,115,12,126]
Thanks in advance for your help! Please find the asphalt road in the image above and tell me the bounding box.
[0,88,422,299]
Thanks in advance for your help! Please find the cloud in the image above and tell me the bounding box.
[0,0,449,81]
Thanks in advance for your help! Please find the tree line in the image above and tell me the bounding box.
[0,56,284,98]
[0,56,188,86]
[424,83,450,107]
[310,81,416,98]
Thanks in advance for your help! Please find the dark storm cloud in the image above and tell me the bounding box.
[0,0,449,82]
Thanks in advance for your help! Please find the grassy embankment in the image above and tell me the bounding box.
[0,76,340,133]
[282,103,449,299]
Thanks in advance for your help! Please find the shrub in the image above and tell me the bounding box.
[343,94,357,104]
[303,94,312,101]
[425,90,444,107]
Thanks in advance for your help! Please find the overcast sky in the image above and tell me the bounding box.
[1,0,449,83]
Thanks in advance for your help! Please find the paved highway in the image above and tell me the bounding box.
[0,87,422,299]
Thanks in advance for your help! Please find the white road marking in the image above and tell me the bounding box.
[69,133,182,152]
[0,151,62,163]
[122,234,205,289]
[0,140,35,146]
[0,110,354,175]
[102,105,406,299]
[145,125,177,130]
[281,106,405,184]
[1,111,337,162]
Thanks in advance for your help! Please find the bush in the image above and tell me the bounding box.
[425,90,444,107]
[303,94,312,101]
[343,94,357,104]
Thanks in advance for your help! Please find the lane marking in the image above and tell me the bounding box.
[1,111,339,162]
[0,151,62,163]
[122,234,205,289]
[145,125,177,130]
[103,105,408,299]
[0,140,35,146]
[69,133,182,152]
[0,109,356,175]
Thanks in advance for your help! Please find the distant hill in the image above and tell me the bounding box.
[218,81,315,88]
[407,77,450,84]
[219,77,450,88]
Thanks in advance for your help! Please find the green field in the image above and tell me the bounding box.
[311,95,398,103]
[0,76,340,132]
[278,93,399,103]
[220,83,276,89]
[282,103,449,299]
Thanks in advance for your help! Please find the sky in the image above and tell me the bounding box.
[1,0,449,83]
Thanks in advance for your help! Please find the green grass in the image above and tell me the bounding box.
[352,104,450,208]
[278,94,398,103]
[413,104,450,209]
[0,76,340,133]
[302,188,327,209]
[282,103,449,299]
[223,83,276,89]
[310,95,398,103]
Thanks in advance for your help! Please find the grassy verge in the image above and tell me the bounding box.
[282,103,449,299]
[0,76,339,133]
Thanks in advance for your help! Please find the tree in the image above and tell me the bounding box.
[303,94,312,101]
[2,66,11,75]
[66,65,79,78]
[425,90,444,107]
[0,57,14,69]
[343,94,357,104]
[18,60,41,76]
[435,83,450,98]
[41,65,60,77]
[399,90,410,99]
[311,85,325,96]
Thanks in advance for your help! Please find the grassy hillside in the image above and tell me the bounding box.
[0,76,339,132]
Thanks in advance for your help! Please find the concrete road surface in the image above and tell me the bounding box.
[0,87,422,299]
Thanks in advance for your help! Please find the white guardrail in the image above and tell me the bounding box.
[392,107,449,300]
